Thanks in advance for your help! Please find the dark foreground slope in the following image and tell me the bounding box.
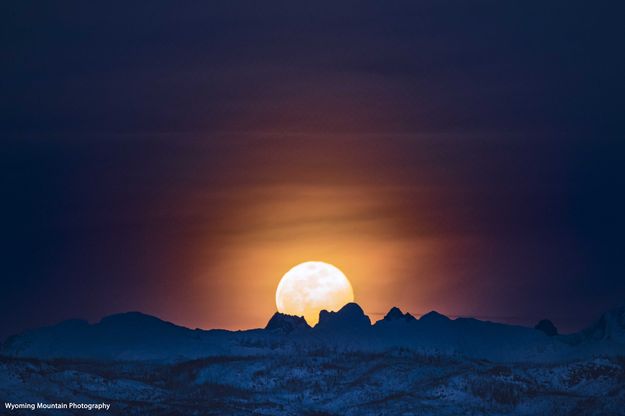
[2,351,624,416]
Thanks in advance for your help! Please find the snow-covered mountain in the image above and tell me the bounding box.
[2,304,625,415]
[0,312,236,361]
[580,304,625,343]
[2,303,625,362]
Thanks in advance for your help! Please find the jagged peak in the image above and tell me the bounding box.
[419,311,450,322]
[385,307,404,320]
[581,304,625,342]
[265,312,310,333]
[380,307,417,323]
[315,302,371,330]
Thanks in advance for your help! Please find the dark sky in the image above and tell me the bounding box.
[2,1,624,339]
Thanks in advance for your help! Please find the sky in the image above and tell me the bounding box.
[2,1,624,338]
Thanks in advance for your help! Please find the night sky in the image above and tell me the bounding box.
[2,2,624,339]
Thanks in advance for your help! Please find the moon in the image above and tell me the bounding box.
[275,261,354,326]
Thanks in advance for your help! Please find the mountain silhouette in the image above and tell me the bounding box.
[566,305,625,345]
[2,302,625,362]
[377,306,417,323]
[419,310,451,323]
[534,319,558,336]
[579,304,625,343]
[0,311,225,360]
[265,312,310,333]
[315,302,371,330]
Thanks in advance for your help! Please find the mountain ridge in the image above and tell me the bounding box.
[2,303,624,362]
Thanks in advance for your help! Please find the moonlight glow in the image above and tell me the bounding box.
[275,261,354,326]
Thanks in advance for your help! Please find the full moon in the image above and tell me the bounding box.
[275,261,354,326]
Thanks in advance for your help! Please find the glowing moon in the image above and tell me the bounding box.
[275,261,354,326]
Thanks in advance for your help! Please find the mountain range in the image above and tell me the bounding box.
[3,302,624,362]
